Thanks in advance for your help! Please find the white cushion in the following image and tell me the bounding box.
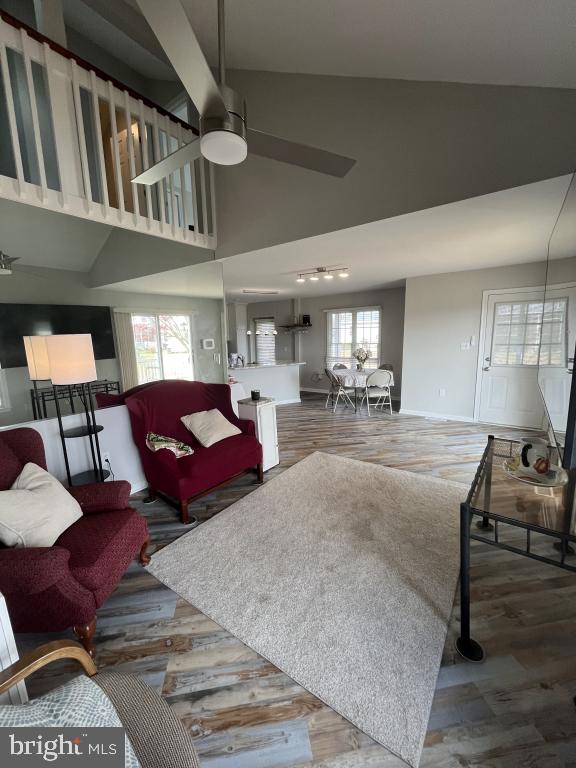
[0,463,82,548]
[181,409,241,448]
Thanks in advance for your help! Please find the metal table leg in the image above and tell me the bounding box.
[456,501,485,662]
[477,434,494,531]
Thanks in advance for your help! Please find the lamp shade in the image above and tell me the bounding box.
[23,336,51,380]
[45,334,97,385]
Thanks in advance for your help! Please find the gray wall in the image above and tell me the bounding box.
[401,258,576,420]
[89,228,214,287]
[297,288,406,394]
[216,70,576,259]
[0,265,224,425]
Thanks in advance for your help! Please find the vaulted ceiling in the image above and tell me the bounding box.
[72,0,576,89]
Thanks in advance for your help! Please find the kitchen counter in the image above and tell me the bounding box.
[228,362,305,404]
[230,362,305,370]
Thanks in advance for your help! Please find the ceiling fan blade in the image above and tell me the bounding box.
[134,0,228,120]
[132,140,202,185]
[247,129,355,178]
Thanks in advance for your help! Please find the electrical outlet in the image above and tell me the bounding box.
[438,388,446,397]
[102,451,111,466]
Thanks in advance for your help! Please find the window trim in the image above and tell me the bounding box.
[130,311,195,384]
[325,306,381,369]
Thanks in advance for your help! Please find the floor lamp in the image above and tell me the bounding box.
[23,336,51,420]
[45,334,106,487]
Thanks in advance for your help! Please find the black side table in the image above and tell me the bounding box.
[457,435,576,663]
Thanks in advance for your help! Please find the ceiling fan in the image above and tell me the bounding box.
[132,0,355,185]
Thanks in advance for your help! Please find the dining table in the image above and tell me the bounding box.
[332,368,395,411]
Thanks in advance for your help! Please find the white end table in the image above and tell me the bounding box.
[0,593,27,704]
[238,397,279,472]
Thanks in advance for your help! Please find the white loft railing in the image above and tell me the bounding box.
[0,12,216,249]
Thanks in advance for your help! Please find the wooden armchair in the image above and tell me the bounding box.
[0,641,200,768]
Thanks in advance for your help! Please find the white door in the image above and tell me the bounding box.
[538,286,576,436]
[478,286,576,429]
[478,289,546,428]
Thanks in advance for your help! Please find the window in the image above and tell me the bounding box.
[131,314,194,383]
[326,307,381,369]
[255,318,276,364]
[491,298,567,367]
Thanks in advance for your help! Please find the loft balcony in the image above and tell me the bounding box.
[0,11,216,249]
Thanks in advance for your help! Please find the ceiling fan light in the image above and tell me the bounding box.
[339,271,349,278]
[200,130,247,165]
[309,275,319,281]
[296,276,305,283]
[324,273,334,280]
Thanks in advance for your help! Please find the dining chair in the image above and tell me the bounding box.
[378,363,394,371]
[360,369,393,416]
[324,368,355,412]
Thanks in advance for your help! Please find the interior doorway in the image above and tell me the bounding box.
[475,285,576,429]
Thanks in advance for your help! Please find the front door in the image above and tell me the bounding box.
[478,286,576,429]
[479,289,546,428]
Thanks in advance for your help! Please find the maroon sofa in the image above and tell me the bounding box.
[0,428,150,655]
[125,380,263,524]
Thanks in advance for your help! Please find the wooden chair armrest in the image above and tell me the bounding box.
[0,640,97,696]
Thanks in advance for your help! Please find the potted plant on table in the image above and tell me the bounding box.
[352,347,371,371]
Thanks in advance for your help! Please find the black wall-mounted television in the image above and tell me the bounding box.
[0,304,115,369]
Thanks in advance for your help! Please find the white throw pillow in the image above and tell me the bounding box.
[0,463,82,548]
[181,408,241,448]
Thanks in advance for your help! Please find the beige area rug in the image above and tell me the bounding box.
[148,452,465,767]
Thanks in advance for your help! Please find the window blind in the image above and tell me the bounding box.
[255,318,276,364]
[326,308,380,369]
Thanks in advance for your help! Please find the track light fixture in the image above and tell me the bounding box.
[295,266,350,283]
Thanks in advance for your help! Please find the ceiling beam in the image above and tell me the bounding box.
[77,0,172,70]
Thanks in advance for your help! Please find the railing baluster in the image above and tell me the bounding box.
[20,28,47,201]
[162,115,178,237]
[42,42,66,209]
[138,99,153,228]
[107,80,124,216]
[209,161,217,241]
[151,109,166,231]
[123,90,138,225]
[190,156,200,235]
[70,59,92,212]
[177,123,189,240]
[90,69,109,213]
[0,40,25,198]
[199,156,209,238]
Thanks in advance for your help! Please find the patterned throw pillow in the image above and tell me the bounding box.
[0,675,140,766]
[145,432,194,458]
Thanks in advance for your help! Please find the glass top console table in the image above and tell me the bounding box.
[457,435,576,662]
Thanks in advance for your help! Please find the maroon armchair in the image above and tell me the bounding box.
[125,380,263,524]
[0,427,149,656]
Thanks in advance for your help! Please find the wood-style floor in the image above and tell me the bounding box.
[19,395,576,767]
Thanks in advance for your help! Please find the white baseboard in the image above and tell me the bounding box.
[399,408,475,423]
